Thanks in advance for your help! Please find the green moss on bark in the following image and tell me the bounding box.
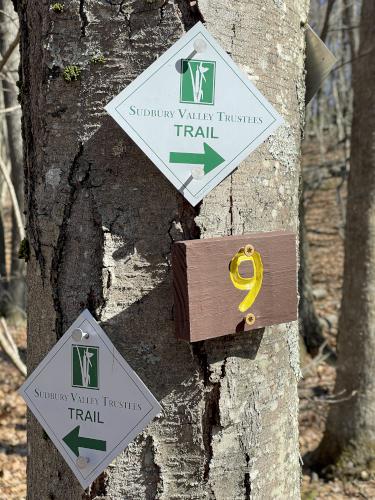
[62,65,81,82]
[91,54,106,64]
[51,3,64,13]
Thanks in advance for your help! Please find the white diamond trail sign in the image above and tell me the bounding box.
[19,310,161,489]
[105,22,284,206]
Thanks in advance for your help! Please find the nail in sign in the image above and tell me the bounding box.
[19,310,161,489]
[105,22,284,206]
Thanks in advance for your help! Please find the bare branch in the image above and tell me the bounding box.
[312,390,357,405]
[0,317,26,376]
[0,156,25,240]
[0,104,20,114]
[328,25,360,32]
[333,48,375,72]
[0,73,18,88]
[301,340,332,376]
[2,317,18,353]
[0,29,20,75]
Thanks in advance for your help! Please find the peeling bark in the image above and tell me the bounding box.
[20,0,309,498]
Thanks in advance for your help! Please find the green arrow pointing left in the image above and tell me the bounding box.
[63,425,107,457]
[169,142,225,174]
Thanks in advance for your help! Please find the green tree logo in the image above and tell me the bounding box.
[180,59,216,105]
[72,345,99,390]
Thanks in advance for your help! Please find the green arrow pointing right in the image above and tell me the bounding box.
[169,143,225,174]
[63,425,107,457]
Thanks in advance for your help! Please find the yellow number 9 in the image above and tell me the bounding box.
[229,244,263,313]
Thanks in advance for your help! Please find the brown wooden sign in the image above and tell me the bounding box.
[172,231,297,342]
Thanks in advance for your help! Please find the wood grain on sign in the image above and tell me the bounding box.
[172,231,297,342]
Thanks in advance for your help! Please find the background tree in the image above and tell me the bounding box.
[0,0,25,318]
[300,0,362,357]
[300,0,335,358]
[17,1,309,498]
[0,1,26,376]
[314,0,375,473]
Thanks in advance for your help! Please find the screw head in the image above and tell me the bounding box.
[71,328,89,342]
[245,313,256,326]
[191,166,205,180]
[244,244,255,257]
[76,456,89,469]
[193,39,207,53]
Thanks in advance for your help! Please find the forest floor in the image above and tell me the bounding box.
[0,323,26,499]
[0,138,375,499]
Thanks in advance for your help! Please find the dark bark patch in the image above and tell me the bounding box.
[142,435,163,498]
[202,382,221,481]
[79,0,89,37]
[82,472,108,499]
[244,453,251,499]
[176,0,205,30]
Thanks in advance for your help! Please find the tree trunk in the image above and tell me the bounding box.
[299,195,326,356]
[0,0,25,315]
[342,0,358,58]
[19,1,309,498]
[0,73,7,280]
[315,0,375,473]
[299,0,335,357]
[320,0,336,44]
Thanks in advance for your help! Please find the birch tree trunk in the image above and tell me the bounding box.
[315,0,375,474]
[18,1,309,498]
[0,0,25,313]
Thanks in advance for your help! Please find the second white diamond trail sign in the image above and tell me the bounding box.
[19,310,161,489]
[105,22,284,206]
